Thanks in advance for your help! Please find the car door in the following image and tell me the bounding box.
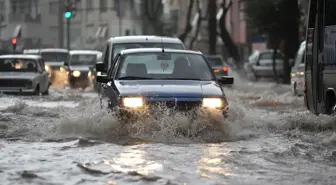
[103,55,120,104]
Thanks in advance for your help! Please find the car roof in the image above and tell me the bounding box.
[204,55,223,59]
[69,50,102,55]
[0,54,42,60]
[120,48,202,55]
[39,48,69,53]
[107,35,184,44]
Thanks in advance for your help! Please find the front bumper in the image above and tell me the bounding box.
[0,87,35,93]
[110,100,229,121]
[214,72,228,79]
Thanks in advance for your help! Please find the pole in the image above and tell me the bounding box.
[65,0,71,50]
[58,0,64,48]
[66,18,70,50]
[118,1,122,36]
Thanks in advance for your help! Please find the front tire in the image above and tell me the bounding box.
[293,82,298,96]
[42,85,49,95]
[33,85,40,96]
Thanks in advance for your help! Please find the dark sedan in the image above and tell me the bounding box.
[96,48,234,122]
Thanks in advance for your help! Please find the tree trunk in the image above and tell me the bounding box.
[179,0,195,43]
[218,1,241,67]
[189,0,202,49]
[208,0,217,54]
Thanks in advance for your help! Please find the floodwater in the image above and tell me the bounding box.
[0,79,336,185]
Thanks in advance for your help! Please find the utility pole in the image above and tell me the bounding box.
[58,0,64,48]
[64,0,77,50]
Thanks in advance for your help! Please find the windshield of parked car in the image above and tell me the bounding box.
[0,58,37,72]
[116,52,214,80]
[112,43,184,59]
[69,54,97,65]
[40,52,69,61]
[206,57,223,66]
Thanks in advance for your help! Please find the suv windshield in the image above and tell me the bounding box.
[116,52,214,81]
[0,58,37,72]
[69,54,97,65]
[112,43,184,59]
[41,52,69,61]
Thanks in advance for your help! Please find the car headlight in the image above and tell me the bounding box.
[291,73,296,77]
[88,71,92,77]
[60,66,66,72]
[97,72,101,76]
[72,71,81,77]
[122,97,143,108]
[202,98,222,108]
[297,72,304,76]
[45,65,51,72]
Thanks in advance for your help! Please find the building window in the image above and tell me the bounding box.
[49,1,58,15]
[100,0,107,12]
[87,0,92,10]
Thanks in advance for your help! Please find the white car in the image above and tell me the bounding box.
[0,55,50,95]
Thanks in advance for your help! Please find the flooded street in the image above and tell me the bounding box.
[0,80,336,185]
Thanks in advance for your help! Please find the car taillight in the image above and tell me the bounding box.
[214,69,219,73]
[222,67,228,72]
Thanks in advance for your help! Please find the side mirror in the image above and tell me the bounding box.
[218,76,234,85]
[96,62,105,72]
[96,75,112,83]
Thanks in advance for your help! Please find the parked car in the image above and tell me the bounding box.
[0,55,50,95]
[291,41,306,96]
[245,50,286,81]
[204,55,229,80]
[65,50,102,89]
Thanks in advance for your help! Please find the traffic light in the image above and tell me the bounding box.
[64,11,72,19]
[11,38,17,52]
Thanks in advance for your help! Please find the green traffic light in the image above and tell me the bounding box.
[64,11,72,19]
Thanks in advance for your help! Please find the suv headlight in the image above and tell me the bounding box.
[45,65,51,72]
[72,71,81,77]
[122,97,143,108]
[202,98,222,108]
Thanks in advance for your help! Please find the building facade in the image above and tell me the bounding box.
[0,0,141,51]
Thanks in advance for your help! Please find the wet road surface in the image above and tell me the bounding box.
[0,80,335,185]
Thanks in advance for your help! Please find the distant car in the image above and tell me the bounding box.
[65,50,102,89]
[96,48,234,123]
[204,55,229,80]
[245,50,286,81]
[0,55,50,95]
[291,41,306,96]
[38,48,69,85]
[23,49,40,55]
[96,35,186,74]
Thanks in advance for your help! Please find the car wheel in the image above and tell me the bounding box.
[42,86,49,95]
[293,82,298,96]
[33,85,40,96]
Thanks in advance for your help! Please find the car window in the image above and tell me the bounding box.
[0,58,38,72]
[112,43,185,59]
[40,52,69,61]
[69,54,97,65]
[116,52,214,80]
[259,52,283,60]
[206,57,223,66]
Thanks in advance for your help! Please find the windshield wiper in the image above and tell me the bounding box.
[118,76,153,80]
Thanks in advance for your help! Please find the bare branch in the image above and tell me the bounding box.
[223,0,232,16]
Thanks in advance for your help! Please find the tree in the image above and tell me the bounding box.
[245,0,300,84]
[179,0,195,43]
[142,0,165,35]
[208,0,217,54]
[218,0,241,67]
[189,0,202,49]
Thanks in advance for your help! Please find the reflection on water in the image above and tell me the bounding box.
[51,71,68,88]
[198,144,232,179]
